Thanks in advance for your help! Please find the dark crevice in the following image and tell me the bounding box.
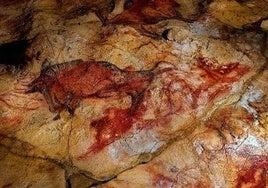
[89,176,115,187]
[0,40,30,69]
[124,0,133,10]
[242,19,264,31]
[65,171,72,188]
[0,0,28,6]
[261,32,268,60]
[64,6,91,19]
[161,29,170,40]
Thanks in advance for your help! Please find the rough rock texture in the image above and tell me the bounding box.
[0,0,267,187]
[99,69,268,187]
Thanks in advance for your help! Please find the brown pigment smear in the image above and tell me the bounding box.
[108,0,180,25]
[27,60,154,117]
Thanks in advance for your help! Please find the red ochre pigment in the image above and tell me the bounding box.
[27,59,250,157]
